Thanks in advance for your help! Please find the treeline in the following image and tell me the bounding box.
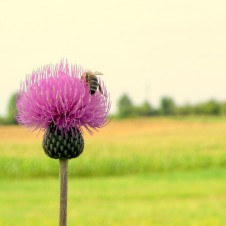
[1,93,226,125]
[117,94,226,118]
[0,93,17,125]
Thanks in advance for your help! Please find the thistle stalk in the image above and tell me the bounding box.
[59,159,68,226]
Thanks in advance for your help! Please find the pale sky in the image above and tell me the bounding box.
[0,0,226,115]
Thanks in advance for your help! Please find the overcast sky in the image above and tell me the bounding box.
[0,0,226,115]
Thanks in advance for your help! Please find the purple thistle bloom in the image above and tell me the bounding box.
[17,60,110,134]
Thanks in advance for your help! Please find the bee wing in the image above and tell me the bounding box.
[93,71,103,75]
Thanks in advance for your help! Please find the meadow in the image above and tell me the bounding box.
[0,117,226,225]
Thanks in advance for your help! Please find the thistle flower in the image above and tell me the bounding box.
[16,60,110,159]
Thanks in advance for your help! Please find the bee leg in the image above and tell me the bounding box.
[98,84,103,95]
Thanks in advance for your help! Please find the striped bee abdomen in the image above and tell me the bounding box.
[88,75,99,95]
[81,71,103,95]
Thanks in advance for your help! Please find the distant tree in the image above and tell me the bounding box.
[159,96,175,115]
[7,93,18,124]
[220,102,226,115]
[135,101,155,116]
[117,94,134,118]
[194,100,220,115]
[176,104,194,115]
[0,116,8,125]
[203,100,220,115]
[193,103,203,115]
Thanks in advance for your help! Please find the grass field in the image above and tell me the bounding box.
[0,170,226,226]
[0,117,226,225]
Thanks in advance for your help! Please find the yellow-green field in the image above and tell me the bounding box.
[1,117,226,177]
[0,117,226,225]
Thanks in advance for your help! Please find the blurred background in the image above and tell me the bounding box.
[0,0,226,226]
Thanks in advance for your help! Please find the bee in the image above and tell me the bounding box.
[81,71,103,95]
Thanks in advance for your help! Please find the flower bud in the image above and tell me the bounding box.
[43,124,84,159]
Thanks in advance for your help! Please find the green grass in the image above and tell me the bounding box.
[0,169,226,226]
